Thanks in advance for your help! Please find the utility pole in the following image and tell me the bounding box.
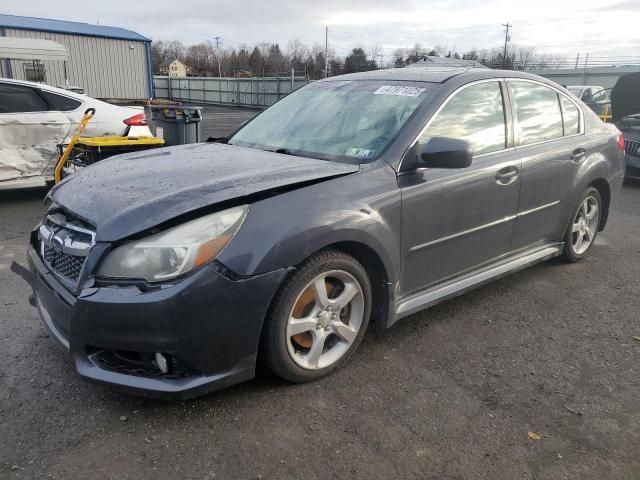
[324,27,329,78]
[213,36,223,77]
[583,53,589,83]
[502,22,512,69]
[378,53,384,69]
[574,53,580,69]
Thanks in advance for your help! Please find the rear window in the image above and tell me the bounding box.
[509,81,563,146]
[0,83,48,113]
[41,91,82,111]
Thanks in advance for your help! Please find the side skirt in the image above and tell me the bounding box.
[392,243,563,325]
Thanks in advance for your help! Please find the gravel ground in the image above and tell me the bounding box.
[0,109,639,479]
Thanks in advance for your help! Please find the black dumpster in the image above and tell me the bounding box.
[145,105,203,146]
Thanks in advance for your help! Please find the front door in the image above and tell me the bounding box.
[399,80,521,296]
[0,82,69,183]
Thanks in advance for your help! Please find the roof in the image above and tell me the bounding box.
[0,14,150,42]
[0,77,90,97]
[0,37,67,61]
[320,66,551,85]
[320,67,472,83]
[406,56,487,68]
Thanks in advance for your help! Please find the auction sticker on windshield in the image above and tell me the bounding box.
[374,86,425,97]
[346,147,376,158]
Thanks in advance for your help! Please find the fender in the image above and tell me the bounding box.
[217,163,402,288]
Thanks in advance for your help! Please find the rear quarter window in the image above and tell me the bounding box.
[560,95,581,135]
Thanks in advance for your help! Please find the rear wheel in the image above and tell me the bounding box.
[562,187,602,262]
[261,250,371,383]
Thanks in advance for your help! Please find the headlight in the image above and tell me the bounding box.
[97,205,248,282]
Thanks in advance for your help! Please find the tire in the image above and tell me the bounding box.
[261,249,372,383]
[561,187,602,262]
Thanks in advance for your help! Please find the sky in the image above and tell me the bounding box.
[3,0,640,65]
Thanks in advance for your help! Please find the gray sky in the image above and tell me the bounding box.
[3,0,639,63]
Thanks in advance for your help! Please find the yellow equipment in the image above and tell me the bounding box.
[54,109,165,185]
[54,108,95,184]
[599,104,613,123]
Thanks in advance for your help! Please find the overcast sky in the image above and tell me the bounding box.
[3,0,639,64]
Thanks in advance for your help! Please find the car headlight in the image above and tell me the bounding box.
[97,205,248,282]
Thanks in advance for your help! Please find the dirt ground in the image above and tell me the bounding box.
[1,108,639,479]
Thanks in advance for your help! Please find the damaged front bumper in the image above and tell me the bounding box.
[25,244,286,399]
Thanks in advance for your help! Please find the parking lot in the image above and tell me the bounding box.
[1,106,639,480]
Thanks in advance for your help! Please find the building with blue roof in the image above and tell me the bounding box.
[0,14,153,99]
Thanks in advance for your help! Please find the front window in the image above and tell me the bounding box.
[0,83,48,113]
[418,81,506,156]
[229,80,433,162]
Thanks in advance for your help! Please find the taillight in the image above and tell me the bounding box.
[617,132,625,152]
[123,113,147,126]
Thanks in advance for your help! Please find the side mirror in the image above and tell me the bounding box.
[418,137,473,169]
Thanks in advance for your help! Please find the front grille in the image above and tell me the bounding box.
[43,243,86,282]
[38,211,95,287]
[625,139,640,158]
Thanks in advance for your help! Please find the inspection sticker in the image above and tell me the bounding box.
[346,147,376,158]
[374,85,425,97]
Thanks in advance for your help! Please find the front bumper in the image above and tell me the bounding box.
[27,245,286,399]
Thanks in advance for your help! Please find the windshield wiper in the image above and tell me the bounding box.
[269,148,303,158]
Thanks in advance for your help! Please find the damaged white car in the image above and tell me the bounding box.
[0,79,151,189]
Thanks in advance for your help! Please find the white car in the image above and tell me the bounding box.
[566,85,607,102]
[0,78,152,189]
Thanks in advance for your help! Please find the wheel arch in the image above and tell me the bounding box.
[588,178,611,230]
[264,238,395,333]
[321,241,392,331]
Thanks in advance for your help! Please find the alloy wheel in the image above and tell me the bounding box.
[286,270,364,370]
[571,195,599,255]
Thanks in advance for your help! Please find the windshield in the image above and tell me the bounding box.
[229,80,433,163]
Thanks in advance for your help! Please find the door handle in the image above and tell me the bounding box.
[571,148,587,162]
[495,166,519,185]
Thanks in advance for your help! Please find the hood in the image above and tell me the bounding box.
[611,72,640,122]
[51,143,359,241]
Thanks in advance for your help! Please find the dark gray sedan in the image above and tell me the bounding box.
[26,67,625,398]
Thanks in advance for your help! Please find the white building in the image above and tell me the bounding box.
[0,14,153,100]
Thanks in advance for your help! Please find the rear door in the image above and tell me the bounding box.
[0,83,69,183]
[508,80,586,249]
[399,80,521,295]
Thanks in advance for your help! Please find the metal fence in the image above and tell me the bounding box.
[528,66,640,89]
[153,76,310,108]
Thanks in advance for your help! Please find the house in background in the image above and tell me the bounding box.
[160,59,191,77]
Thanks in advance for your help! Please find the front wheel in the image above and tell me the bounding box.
[562,187,602,262]
[261,250,372,383]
